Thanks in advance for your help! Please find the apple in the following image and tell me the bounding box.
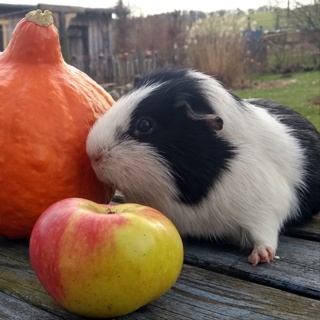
[29,198,184,318]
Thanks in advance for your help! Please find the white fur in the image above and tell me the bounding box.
[184,70,306,248]
[86,70,306,263]
[87,83,179,204]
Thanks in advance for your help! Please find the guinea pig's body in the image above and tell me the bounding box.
[86,68,320,265]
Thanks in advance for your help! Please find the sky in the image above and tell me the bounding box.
[0,0,292,16]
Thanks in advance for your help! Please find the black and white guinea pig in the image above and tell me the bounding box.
[86,68,320,265]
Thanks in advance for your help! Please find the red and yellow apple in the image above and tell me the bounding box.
[29,198,183,318]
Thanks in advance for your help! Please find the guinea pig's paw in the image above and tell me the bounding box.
[248,245,276,266]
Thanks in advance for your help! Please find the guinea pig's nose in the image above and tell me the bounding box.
[91,153,102,166]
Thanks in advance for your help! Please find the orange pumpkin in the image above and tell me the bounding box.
[0,10,115,238]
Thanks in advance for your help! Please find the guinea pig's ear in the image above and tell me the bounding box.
[175,101,223,131]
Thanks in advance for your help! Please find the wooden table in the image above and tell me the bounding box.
[1,214,319,319]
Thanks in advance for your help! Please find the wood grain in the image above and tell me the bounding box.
[1,235,320,319]
[284,214,320,241]
[183,235,320,299]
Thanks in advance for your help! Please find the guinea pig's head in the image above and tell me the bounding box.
[86,68,235,205]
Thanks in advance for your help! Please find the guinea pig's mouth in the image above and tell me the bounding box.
[87,154,109,180]
[92,165,113,185]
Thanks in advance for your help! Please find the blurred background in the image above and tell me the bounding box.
[0,0,319,128]
[1,1,318,86]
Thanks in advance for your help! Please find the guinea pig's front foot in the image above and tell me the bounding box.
[248,245,276,265]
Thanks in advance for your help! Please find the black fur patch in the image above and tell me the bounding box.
[128,69,237,205]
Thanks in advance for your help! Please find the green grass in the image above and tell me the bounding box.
[235,71,320,130]
[248,12,277,31]
[240,10,287,31]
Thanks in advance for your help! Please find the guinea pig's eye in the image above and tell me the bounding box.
[135,117,155,135]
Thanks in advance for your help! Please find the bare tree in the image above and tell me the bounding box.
[290,1,320,47]
[290,0,320,30]
[114,0,131,53]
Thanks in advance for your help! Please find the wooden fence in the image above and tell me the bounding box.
[263,29,319,72]
[84,51,158,86]
[73,30,319,87]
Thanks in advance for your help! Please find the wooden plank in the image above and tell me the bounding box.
[1,238,319,320]
[173,264,320,320]
[0,292,63,320]
[183,235,320,299]
[284,213,320,241]
[124,264,320,320]
[0,238,232,319]
[0,238,215,319]
[0,248,83,320]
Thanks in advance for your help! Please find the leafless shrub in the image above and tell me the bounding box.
[186,14,251,89]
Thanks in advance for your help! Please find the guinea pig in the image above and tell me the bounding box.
[86,68,320,265]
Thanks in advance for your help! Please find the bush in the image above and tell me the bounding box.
[186,14,251,89]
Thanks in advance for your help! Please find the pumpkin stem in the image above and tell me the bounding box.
[0,9,64,64]
[25,10,54,27]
